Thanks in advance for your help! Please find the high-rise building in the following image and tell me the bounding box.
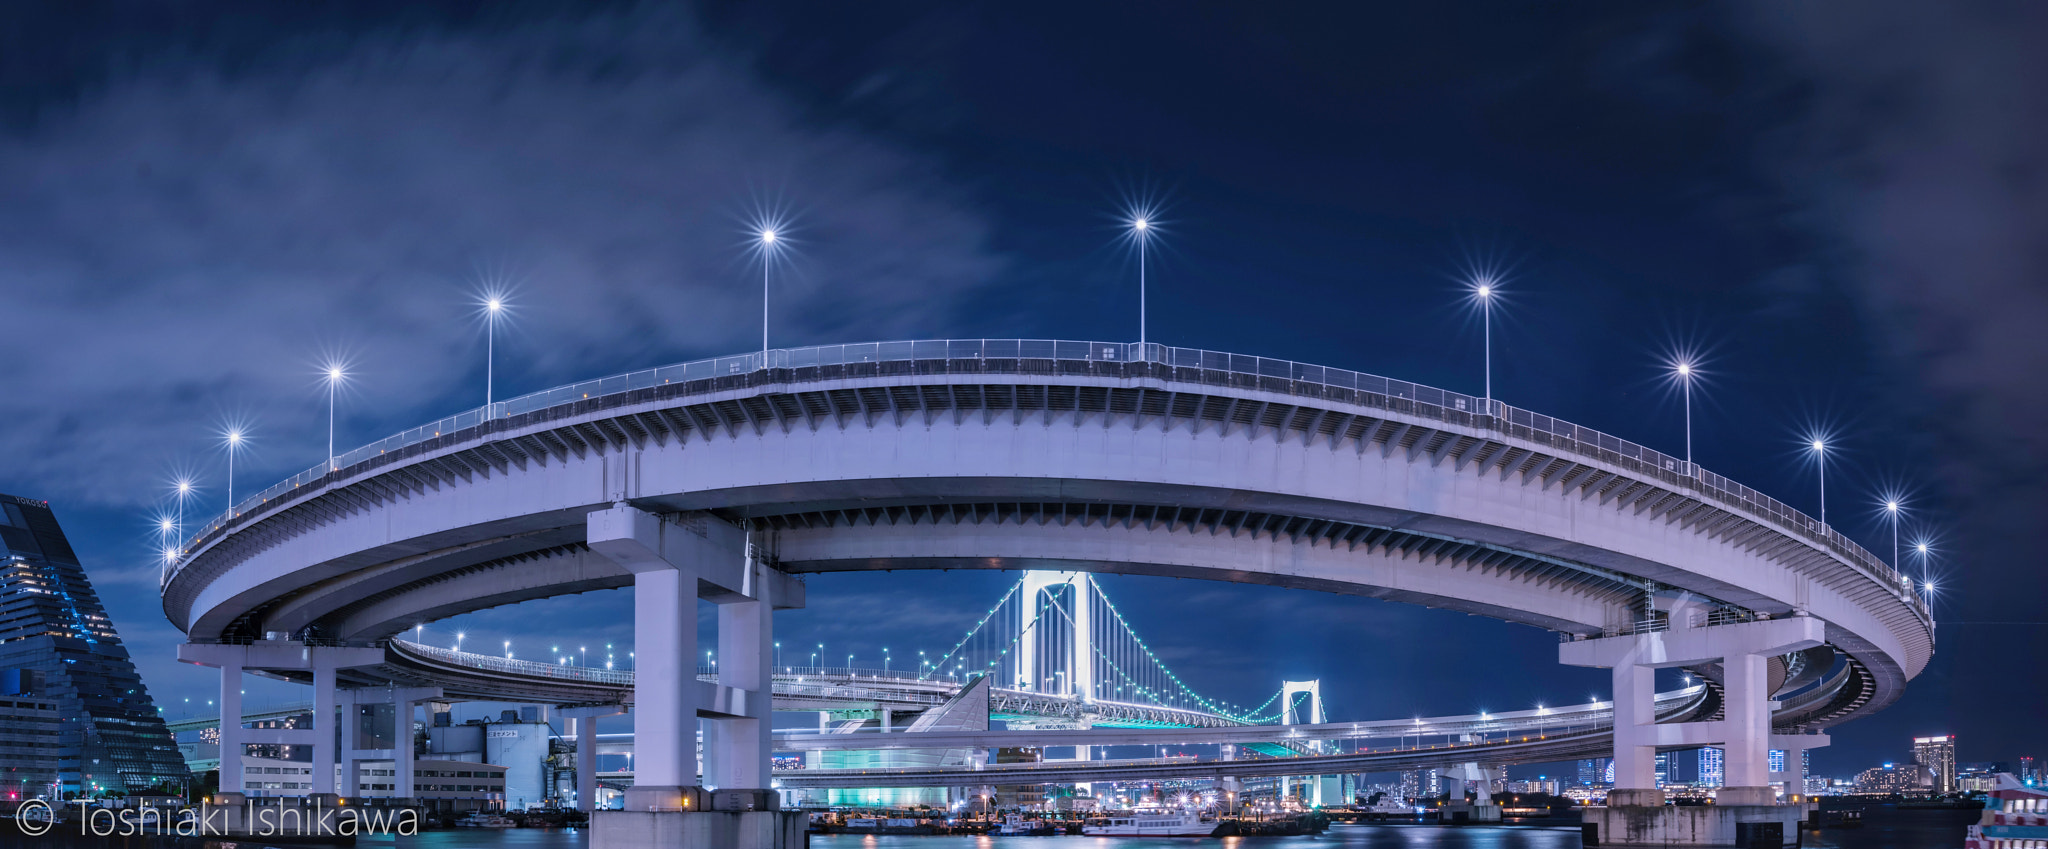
[1579,758,1612,786]
[1700,747,1724,788]
[1913,735,1956,794]
[2023,756,2037,786]
[1655,751,1671,787]
[0,494,187,796]
[1769,748,1786,775]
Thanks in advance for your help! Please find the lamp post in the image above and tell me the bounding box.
[483,296,505,408]
[1884,498,1904,573]
[1131,216,1151,351]
[759,229,777,365]
[172,478,194,553]
[1672,359,1696,468]
[324,363,346,471]
[1808,439,1829,526]
[1470,280,1498,412]
[221,428,246,515]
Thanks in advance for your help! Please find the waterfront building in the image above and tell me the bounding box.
[1701,747,1724,788]
[1578,757,1612,787]
[1915,735,1957,793]
[0,494,187,795]
[1856,763,1934,794]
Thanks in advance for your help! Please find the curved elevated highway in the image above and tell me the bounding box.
[161,339,1933,801]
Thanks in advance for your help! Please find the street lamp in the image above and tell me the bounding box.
[480,295,508,408]
[171,478,195,552]
[1129,214,1153,351]
[1807,438,1829,526]
[220,428,247,515]
[322,362,347,470]
[1882,497,1905,575]
[1469,279,1500,411]
[760,228,776,363]
[1668,357,1700,468]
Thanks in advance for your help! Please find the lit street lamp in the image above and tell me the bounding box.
[220,428,247,515]
[323,362,347,470]
[1808,439,1829,526]
[479,293,508,409]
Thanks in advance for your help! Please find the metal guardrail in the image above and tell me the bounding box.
[165,339,1930,629]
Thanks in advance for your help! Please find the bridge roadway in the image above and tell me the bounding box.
[771,728,1631,789]
[159,339,1934,802]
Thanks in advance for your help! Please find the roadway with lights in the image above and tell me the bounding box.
[161,339,1933,769]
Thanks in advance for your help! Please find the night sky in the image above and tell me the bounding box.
[4,1,2044,779]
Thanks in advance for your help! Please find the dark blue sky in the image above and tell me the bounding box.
[4,1,2044,777]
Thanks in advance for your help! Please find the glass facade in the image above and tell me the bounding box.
[0,494,188,796]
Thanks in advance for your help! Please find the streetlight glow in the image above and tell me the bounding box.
[1119,204,1162,353]
[322,361,348,471]
[1466,276,1503,412]
[1803,435,1832,526]
[476,288,511,411]
[220,427,248,515]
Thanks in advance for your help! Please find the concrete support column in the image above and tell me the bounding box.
[1610,660,1657,791]
[589,505,701,808]
[218,662,244,796]
[705,553,773,790]
[579,718,598,811]
[1721,652,1772,792]
[312,659,340,795]
[396,698,417,798]
[338,689,361,795]
[635,565,697,790]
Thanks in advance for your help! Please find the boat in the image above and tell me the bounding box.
[995,813,1057,836]
[1965,774,2047,849]
[1082,811,1221,837]
[455,811,517,828]
[1357,792,1420,820]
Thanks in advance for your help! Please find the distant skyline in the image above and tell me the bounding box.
[3,1,2044,775]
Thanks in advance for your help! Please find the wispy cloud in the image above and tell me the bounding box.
[0,5,1005,511]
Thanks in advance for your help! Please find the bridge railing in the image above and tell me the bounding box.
[166,339,1929,629]
[399,641,635,685]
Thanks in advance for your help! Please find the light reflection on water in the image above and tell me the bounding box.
[133,807,1976,849]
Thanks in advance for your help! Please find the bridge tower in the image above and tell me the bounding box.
[1014,572,1094,701]
[1279,680,1339,806]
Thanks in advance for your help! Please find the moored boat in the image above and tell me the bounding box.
[1082,811,1220,837]
[1965,774,2047,849]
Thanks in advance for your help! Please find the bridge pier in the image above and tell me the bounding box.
[586,504,805,847]
[179,641,385,799]
[1563,598,1824,847]
[564,706,624,812]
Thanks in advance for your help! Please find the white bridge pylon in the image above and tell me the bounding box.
[1016,572,1093,700]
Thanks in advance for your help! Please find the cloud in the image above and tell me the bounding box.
[1726,1,2048,620]
[0,5,1005,511]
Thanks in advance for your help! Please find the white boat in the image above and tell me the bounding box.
[1082,812,1219,837]
[455,812,517,828]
